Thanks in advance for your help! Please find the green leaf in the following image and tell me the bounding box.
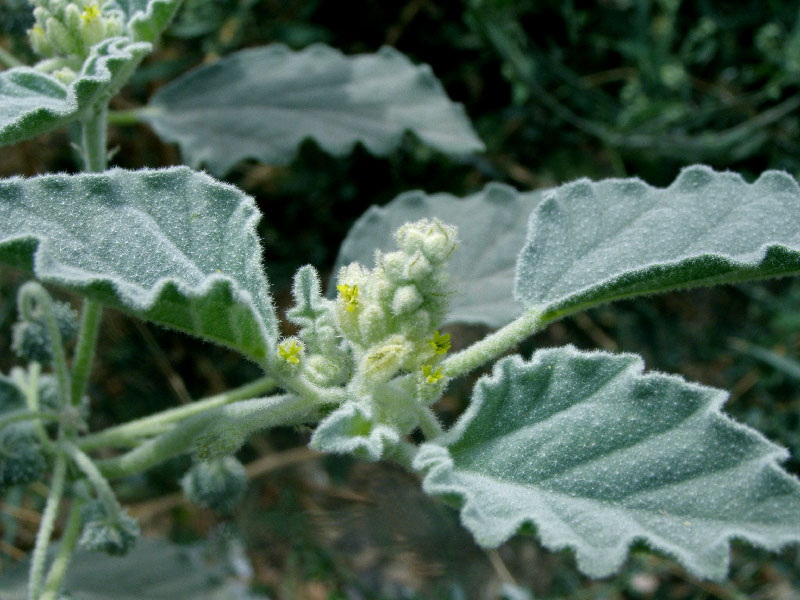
[310,401,401,462]
[334,183,542,328]
[0,537,265,599]
[515,165,800,316]
[414,347,800,579]
[141,44,485,175]
[0,167,277,361]
[111,0,183,42]
[0,38,150,146]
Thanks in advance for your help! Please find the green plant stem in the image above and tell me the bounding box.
[442,309,543,379]
[63,442,118,514]
[97,394,320,479]
[418,406,444,440]
[40,500,83,600]
[28,450,67,600]
[18,282,71,411]
[80,104,108,173]
[0,45,23,69]
[107,108,145,125]
[0,409,60,430]
[77,376,277,450]
[70,300,102,407]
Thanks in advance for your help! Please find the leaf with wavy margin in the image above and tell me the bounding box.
[333,183,542,328]
[110,0,182,42]
[0,167,277,361]
[310,401,401,462]
[414,346,800,579]
[141,44,484,175]
[0,38,150,146]
[515,165,800,316]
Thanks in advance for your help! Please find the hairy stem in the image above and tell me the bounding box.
[64,442,119,515]
[97,394,320,479]
[78,376,277,450]
[442,309,543,379]
[28,450,67,600]
[80,104,108,173]
[70,300,102,407]
[40,500,83,600]
[106,108,145,125]
[0,409,60,431]
[417,406,444,440]
[0,45,23,69]
[18,283,71,411]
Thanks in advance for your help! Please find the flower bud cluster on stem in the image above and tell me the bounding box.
[27,0,125,82]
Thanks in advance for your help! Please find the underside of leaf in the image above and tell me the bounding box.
[515,165,800,316]
[414,346,800,579]
[0,167,277,361]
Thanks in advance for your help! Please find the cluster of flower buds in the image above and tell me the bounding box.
[27,0,125,82]
[335,218,456,388]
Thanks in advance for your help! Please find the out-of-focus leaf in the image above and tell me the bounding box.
[142,44,484,175]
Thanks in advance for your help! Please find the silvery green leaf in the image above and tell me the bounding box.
[110,0,182,42]
[310,401,400,462]
[414,346,800,579]
[141,44,484,175]
[0,167,277,361]
[0,38,150,146]
[334,183,542,328]
[0,537,263,599]
[515,165,800,316]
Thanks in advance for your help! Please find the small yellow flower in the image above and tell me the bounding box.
[422,364,444,384]
[277,339,303,365]
[428,330,451,355]
[336,283,359,312]
[81,3,102,22]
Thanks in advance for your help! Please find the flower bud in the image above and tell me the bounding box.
[392,284,423,315]
[361,335,412,383]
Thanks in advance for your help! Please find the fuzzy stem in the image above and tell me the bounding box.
[63,442,119,515]
[0,45,23,69]
[70,300,102,407]
[80,104,108,173]
[40,500,83,600]
[77,376,277,450]
[97,394,320,479]
[28,450,67,600]
[106,108,145,126]
[18,283,71,412]
[0,409,60,431]
[417,406,444,440]
[442,309,543,379]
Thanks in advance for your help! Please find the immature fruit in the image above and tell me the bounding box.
[181,456,248,514]
[79,500,140,556]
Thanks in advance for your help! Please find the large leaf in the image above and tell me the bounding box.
[0,37,150,146]
[0,537,264,599]
[414,347,800,579]
[515,165,800,316]
[141,44,485,175]
[111,0,183,42]
[0,167,277,361]
[333,183,542,328]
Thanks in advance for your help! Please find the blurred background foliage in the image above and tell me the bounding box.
[1,0,800,598]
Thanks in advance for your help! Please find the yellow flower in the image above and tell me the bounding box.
[81,3,101,22]
[422,364,444,384]
[336,283,359,312]
[428,330,451,355]
[277,339,303,365]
